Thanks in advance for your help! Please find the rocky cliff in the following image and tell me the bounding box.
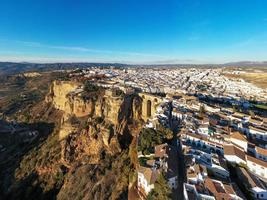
[46,81,142,140]
[1,80,144,200]
[50,81,144,199]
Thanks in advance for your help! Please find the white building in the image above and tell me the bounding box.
[182,132,224,155]
[255,146,267,162]
[246,155,267,179]
[237,167,267,200]
[224,144,246,164]
[251,187,267,200]
[245,126,267,141]
[137,166,159,196]
[230,132,248,152]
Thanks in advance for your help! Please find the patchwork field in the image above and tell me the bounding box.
[224,70,267,89]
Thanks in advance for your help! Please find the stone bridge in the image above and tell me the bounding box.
[138,93,163,122]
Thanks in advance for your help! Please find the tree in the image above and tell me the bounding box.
[138,125,174,155]
[146,173,172,200]
[138,128,164,155]
[157,123,173,140]
[165,129,173,140]
[84,81,100,93]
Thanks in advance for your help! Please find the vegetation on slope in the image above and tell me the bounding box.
[138,127,173,155]
[0,71,67,119]
[0,74,142,200]
[57,150,134,200]
[146,173,172,200]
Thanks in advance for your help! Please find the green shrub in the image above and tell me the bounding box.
[84,81,100,93]
[146,173,172,200]
[138,128,165,155]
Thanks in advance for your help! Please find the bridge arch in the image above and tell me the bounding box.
[138,93,163,122]
[147,100,152,117]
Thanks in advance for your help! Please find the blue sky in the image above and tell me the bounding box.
[0,0,267,64]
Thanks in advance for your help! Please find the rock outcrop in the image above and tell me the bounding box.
[45,80,144,169]
[46,80,143,140]
[1,80,145,200]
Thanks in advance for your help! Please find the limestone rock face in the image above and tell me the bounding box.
[46,81,81,113]
[47,81,131,127]
[46,80,144,162]
[46,81,154,131]
[132,95,143,121]
[71,97,93,117]
[58,120,78,140]
[46,81,96,118]
[102,95,124,125]
[61,119,121,165]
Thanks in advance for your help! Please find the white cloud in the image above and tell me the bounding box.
[13,40,168,59]
[0,54,111,63]
[0,53,223,64]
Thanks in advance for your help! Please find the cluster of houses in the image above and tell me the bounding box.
[137,143,178,198]
[68,67,267,199]
[67,67,267,102]
[173,94,267,199]
[136,91,267,199]
[137,100,179,199]
[183,145,247,200]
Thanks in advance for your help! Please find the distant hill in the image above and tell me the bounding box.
[1,61,267,76]
[0,62,127,76]
[223,61,267,67]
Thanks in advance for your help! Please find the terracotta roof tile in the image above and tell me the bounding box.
[224,145,246,161]
[138,166,160,185]
[247,155,267,168]
[204,178,232,200]
[256,146,267,157]
[230,132,247,142]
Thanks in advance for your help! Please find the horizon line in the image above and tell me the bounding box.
[0,59,267,66]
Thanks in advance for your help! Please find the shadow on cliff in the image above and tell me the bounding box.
[0,120,57,200]
[4,172,60,200]
[116,94,143,149]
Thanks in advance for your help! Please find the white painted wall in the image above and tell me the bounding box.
[138,172,154,194]
[251,187,267,200]
[224,155,246,165]
[247,160,267,179]
[230,138,247,152]
[168,176,178,189]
